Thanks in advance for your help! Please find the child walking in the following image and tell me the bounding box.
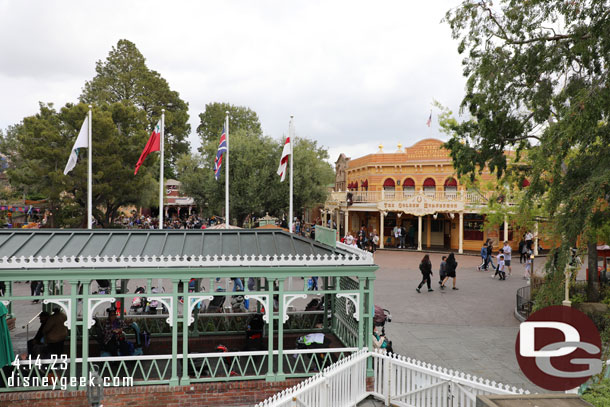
[524,250,532,280]
[438,256,447,285]
[495,255,506,280]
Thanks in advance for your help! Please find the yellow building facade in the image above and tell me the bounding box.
[324,139,530,253]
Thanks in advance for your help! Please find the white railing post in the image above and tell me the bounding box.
[383,354,391,406]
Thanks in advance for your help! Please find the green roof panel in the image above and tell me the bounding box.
[0,229,355,266]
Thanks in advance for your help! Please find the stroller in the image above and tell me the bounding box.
[373,305,393,353]
[304,296,325,325]
[95,279,111,295]
[207,288,227,313]
[146,287,164,314]
[130,287,147,314]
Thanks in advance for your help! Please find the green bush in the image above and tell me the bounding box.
[582,378,610,406]
[532,269,565,312]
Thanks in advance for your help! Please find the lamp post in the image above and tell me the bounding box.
[530,253,535,285]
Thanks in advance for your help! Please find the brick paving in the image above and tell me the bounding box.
[372,249,545,393]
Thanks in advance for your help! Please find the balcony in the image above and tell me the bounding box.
[329,190,491,206]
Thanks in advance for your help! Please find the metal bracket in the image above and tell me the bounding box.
[43,298,72,328]
[244,294,270,322]
[154,296,174,326]
[337,293,360,321]
[282,294,307,323]
[87,297,116,328]
[187,295,214,326]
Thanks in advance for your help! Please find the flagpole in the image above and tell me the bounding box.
[87,105,92,230]
[225,111,229,226]
[159,109,165,230]
[289,115,294,234]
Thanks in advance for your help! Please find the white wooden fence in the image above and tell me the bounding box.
[257,349,529,407]
[257,349,370,407]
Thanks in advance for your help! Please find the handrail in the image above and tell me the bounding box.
[22,310,42,341]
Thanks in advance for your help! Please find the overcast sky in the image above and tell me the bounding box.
[0,0,467,163]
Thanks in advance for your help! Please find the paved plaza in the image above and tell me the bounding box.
[373,249,544,393]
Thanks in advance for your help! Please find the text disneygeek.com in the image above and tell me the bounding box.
[8,373,133,391]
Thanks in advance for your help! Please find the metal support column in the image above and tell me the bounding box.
[417,216,422,251]
[458,212,464,254]
[170,279,180,386]
[81,281,90,385]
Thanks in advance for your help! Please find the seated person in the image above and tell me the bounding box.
[27,311,50,358]
[102,308,133,356]
[43,308,68,356]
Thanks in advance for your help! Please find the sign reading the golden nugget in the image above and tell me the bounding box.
[377,194,464,216]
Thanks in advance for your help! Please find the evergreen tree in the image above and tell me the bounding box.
[80,39,190,177]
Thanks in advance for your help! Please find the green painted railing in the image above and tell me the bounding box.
[0,348,359,391]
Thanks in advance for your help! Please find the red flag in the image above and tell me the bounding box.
[134,120,161,175]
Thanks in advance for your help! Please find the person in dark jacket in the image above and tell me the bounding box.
[485,241,496,271]
[440,253,459,290]
[518,239,526,264]
[416,254,434,293]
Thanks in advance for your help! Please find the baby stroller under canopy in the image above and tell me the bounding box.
[207,288,227,312]
[373,305,393,353]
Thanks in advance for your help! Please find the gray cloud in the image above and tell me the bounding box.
[0,0,467,163]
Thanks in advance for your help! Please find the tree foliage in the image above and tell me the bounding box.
[80,39,190,177]
[196,102,263,146]
[179,112,334,225]
[0,102,157,227]
[442,1,610,299]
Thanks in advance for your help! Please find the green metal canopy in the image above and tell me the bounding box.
[0,229,368,270]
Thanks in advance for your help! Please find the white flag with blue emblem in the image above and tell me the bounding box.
[63,114,89,175]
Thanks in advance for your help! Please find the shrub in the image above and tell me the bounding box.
[582,378,610,407]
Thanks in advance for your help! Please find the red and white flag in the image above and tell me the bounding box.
[426,112,432,127]
[277,136,291,182]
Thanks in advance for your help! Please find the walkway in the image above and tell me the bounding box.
[372,250,545,392]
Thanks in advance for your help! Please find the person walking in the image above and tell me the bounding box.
[486,240,496,271]
[525,231,534,250]
[30,280,43,303]
[524,250,532,280]
[416,254,434,293]
[440,253,458,290]
[394,225,402,248]
[495,255,506,280]
[502,241,512,276]
[477,240,488,271]
[370,229,379,253]
[518,238,525,264]
[438,255,447,285]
